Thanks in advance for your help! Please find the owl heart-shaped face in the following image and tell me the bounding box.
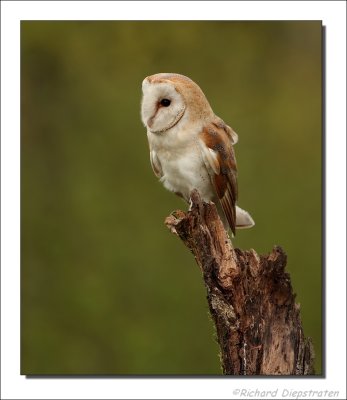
[141,79,186,133]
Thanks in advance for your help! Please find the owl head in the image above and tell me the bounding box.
[141,73,213,134]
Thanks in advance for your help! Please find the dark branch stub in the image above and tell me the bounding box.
[165,190,315,375]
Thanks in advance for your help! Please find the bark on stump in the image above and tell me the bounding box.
[165,190,314,375]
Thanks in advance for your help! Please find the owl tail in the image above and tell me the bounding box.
[235,206,255,229]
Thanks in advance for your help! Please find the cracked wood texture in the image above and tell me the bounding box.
[165,190,314,375]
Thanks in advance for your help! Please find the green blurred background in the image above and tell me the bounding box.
[21,21,322,375]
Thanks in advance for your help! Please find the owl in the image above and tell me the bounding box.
[141,73,254,235]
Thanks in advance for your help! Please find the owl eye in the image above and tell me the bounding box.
[160,98,171,107]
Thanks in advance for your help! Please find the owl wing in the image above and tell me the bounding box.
[149,149,163,179]
[198,119,238,235]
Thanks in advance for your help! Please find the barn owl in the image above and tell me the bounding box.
[141,73,254,235]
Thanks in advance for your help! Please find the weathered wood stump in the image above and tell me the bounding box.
[165,190,314,375]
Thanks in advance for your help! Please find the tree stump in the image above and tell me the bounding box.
[165,190,314,375]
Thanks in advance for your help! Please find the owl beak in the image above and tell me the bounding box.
[147,103,160,129]
[147,116,154,128]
